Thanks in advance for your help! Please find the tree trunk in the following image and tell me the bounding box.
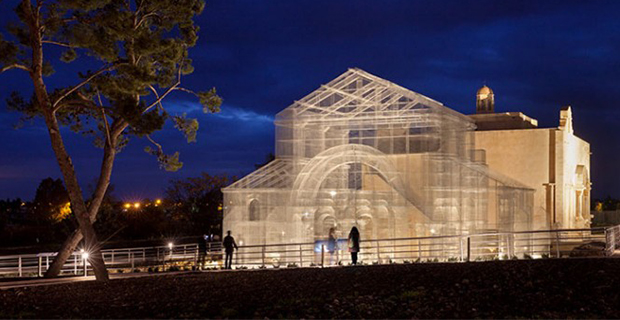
[23,0,108,281]
[45,123,125,278]
[40,112,109,281]
[44,229,83,277]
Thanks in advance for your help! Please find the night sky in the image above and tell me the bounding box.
[1,0,620,201]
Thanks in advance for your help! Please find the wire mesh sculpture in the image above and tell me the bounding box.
[223,69,533,262]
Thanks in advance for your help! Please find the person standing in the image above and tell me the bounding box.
[223,230,238,269]
[327,227,338,265]
[348,226,360,265]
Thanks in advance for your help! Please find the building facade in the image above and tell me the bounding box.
[221,69,566,250]
[469,91,591,231]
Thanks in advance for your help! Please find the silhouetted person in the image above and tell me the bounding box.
[198,234,207,269]
[327,227,338,265]
[223,230,238,269]
[348,226,360,265]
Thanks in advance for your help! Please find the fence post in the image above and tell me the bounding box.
[321,245,325,267]
[261,246,266,267]
[38,256,42,277]
[46,256,49,270]
[418,240,422,260]
[459,237,464,262]
[336,247,340,265]
[74,254,78,275]
[143,248,146,262]
[376,241,381,264]
[83,256,88,277]
[18,256,22,277]
[131,252,135,269]
[299,245,303,267]
[235,247,239,268]
[555,232,561,258]
[111,251,115,265]
[466,237,471,262]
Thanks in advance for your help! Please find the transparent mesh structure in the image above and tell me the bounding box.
[223,68,533,261]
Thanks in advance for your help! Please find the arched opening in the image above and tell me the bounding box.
[249,200,259,221]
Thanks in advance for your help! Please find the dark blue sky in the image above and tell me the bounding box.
[1,0,620,201]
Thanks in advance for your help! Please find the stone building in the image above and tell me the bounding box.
[469,87,591,231]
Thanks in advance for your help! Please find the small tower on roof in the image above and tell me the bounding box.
[476,85,495,114]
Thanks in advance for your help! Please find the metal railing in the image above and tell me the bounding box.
[0,226,617,278]
[0,243,201,278]
[233,227,610,267]
[606,224,620,254]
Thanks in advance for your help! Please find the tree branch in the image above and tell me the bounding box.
[97,91,113,148]
[52,64,117,113]
[146,134,163,152]
[0,63,31,73]
[173,87,196,95]
[142,58,186,114]
[42,40,74,48]
[136,12,160,29]
[147,85,165,111]
[142,81,179,114]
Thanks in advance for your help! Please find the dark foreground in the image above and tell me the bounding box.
[1,259,619,319]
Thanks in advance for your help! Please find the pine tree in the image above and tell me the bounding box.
[0,0,221,281]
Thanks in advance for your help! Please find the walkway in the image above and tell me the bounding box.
[0,270,199,290]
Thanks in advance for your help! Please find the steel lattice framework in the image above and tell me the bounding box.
[223,69,533,260]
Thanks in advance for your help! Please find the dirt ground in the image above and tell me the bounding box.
[1,258,619,318]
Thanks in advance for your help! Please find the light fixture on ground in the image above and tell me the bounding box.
[81,251,89,277]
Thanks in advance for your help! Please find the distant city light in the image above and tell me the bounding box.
[155,199,162,206]
[123,203,131,209]
[133,202,141,209]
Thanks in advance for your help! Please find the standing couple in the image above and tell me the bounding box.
[327,226,360,265]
